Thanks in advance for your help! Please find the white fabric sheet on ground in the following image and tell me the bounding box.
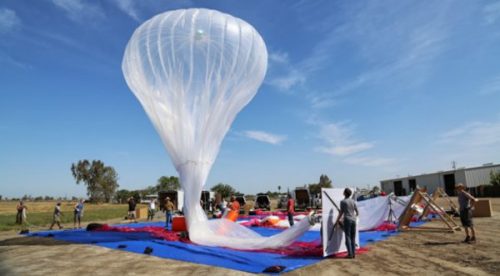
[191,216,313,249]
[357,195,410,231]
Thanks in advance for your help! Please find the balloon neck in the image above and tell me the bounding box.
[175,160,212,171]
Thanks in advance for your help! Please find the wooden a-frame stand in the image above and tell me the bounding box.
[433,187,459,215]
[399,189,461,232]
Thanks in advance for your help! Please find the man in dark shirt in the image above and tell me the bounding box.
[335,188,359,259]
[128,197,137,223]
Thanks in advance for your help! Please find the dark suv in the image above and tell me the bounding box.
[254,193,271,210]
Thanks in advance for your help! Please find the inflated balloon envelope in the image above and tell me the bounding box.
[122,8,313,250]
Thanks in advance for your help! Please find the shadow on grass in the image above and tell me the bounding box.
[0,236,71,246]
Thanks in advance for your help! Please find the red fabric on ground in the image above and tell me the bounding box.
[238,218,288,229]
[92,224,368,258]
[253,210,310,217]
[91,224,190,242]
[372,222,398,231]
[255,240,368,257]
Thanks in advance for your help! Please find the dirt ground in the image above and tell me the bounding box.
[0,198,499,276]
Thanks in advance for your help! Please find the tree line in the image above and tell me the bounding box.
[69,159,338,203]
[2,161,497,203]
[70,159,335,203]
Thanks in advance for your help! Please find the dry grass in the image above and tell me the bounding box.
[0,201,135,215]
[0,201,141,231]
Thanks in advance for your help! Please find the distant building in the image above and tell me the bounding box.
[380,163,500,196]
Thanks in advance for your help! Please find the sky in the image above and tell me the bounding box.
[1,0,500,198]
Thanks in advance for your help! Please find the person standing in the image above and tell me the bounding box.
[73,199,84,229]
[220,198,227,215]
[287,194,295,226]
[456,183,478,243]
[164,197,174,229]
[49,202,63,230]
[229,196,240,212]
[16,201,27,225]
[128,197,137,223]
[335,188,359,259]
[148,199,156,221]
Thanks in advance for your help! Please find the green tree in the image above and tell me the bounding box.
[319,174,333,187]
[490,171,500,186]
[100,167,119,203]
[211,183,236,199]
[308,174,333,194]
[143,185,157,195]
[71,160,119,203]
[115,189,132,204]
[156,176,180,191]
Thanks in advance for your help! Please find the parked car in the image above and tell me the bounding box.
[234,194,246,214]
[200,191,215,212]
[294,188,312,210]
[277,194,288,209]
[158,190,184,212]
[254,193,271,210]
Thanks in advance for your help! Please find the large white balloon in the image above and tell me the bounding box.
[123,8,312,249]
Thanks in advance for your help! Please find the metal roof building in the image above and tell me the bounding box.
[380,163,500,196]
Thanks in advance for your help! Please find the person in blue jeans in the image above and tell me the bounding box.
[335,188,359,259]
[164,197,174,229]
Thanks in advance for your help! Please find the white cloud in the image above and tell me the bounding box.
[266,50,305,92]
[315,122,374,156]
[111,0,140,22]
[344,156,395,167]
[484,2,500,25]
[329,3,451,98]
[52,0,105,23]
[306,92,338,109]
[318,142,373,157]
[267,69,305,91]
[313,121,395,167]
[439,119,500,147]
[243,130,287,145]
[479,75,500,95]
[0,52,32,69]
[269,51,289,64]
[0,8,21,34]
[268,1,454,110]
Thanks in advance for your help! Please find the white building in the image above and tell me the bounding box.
[380,163,500,196]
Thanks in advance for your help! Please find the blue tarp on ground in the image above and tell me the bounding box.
[28,221,409,274]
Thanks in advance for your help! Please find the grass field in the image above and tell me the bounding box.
[0,201,131,231]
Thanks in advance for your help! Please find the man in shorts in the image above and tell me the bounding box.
[456,183,478,243]
[50,202,63,230]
